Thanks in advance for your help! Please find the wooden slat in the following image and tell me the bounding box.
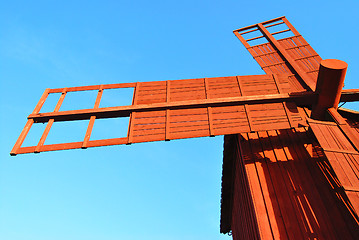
[82,85,104,148]
[204,78,214,136]
[127,82,140,144]
[49,82,136,93]
[257,23,315,91]
[34,88,67,153]
[165,80,171,141]
[308,119,359,215]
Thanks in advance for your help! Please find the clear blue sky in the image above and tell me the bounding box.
[1,1,358,240]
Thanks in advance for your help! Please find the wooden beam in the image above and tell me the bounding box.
[28,92,316,123]
[341,89,359,102]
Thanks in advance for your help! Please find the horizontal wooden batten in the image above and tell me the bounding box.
[49,82,136,93]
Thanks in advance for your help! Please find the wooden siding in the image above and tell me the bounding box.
[221,127,359,239]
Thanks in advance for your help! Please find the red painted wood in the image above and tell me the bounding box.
[229,127,359,239]
[308,118,359,217]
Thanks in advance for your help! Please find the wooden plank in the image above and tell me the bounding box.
[213,125,251,135]
[132,117,166,125]
[211,105,246,114]
[212,112,247,121]
[256,131,289,239]
[169,120,209,129]
[275,129,320,238]
[131,133,166,143]
[167,129,209,140]
[246,132,275,239]
[212,118,248,126]
[286,128,338,239]
[328,108,359,151]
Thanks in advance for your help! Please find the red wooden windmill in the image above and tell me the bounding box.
[11,16,359,239]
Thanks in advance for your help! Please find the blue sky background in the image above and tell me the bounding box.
[1,1,358,240]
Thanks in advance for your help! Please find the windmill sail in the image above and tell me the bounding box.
[11,74,308,155]
[234,16,321,92]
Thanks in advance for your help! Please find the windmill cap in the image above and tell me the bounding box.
[321,59,348,70]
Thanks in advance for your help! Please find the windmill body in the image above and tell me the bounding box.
[12,17,359,239]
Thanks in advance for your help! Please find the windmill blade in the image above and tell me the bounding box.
[234,16,321,92]
[11,74,309,155]
[308,107,359,217]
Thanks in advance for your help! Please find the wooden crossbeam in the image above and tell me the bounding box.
[26,89,359,124]
[28,92,316,123]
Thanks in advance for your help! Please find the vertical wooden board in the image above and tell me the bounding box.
[240,133,274,239]
[266,130,308,239]
[256,131,289,239]
[285,129,338,239]
[277,130,324,238]
[234,135,261,240]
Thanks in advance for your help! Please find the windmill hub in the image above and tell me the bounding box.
[311,58,348,120]
[321,58,348,70]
